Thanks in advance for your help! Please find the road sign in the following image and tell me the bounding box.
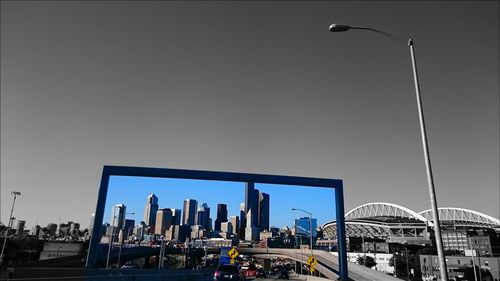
[307,256,318,267]
[228,247,239,259]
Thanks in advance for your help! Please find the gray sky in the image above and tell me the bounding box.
[1,1,499,228]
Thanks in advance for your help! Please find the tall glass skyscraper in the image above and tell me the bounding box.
[294,217,317,238]
[196,203,211,230]
[214,203,228,231]
[245,183,259,228]
[182,199,198,227]
[144,193,159,231]
[258,192,270,231]
[111,204,126,230]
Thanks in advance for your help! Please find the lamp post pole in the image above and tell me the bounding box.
[291,208,313,275]
[0,191,21,266]
[329,23,448,281]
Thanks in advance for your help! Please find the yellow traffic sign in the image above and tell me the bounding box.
[228,247,239,259]
[307,256,318,267]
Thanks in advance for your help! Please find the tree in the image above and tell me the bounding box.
[389,253,407,278]
[357,256,377,268]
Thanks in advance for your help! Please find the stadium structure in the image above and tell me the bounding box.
[321,202,500,254]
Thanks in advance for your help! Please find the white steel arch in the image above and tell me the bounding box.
[418,208,500,228]
[345,202,432,226]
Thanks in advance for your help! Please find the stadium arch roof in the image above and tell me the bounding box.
[345,202,433,226]
[418,207,500,228]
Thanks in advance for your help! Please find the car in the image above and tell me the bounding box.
[256,268,267,278]
[241,264,258,279]
[278,269,289,279]
[214,264,245,281]
[121,261,139,269]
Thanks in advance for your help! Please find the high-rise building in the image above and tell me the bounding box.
[214,204,228,232]
[166,225,189,242]
[124,219,135,237]
[171,208,181,225]
[111,204,126,230]
[245,183,259,229]
[144,194,159,231]
[16,220,26,236]
[230,216,239,235]
[245,209,259,241]
[239,203,246,239]
[221,221,233,234]
[155,208,173,235]
[183,199,198,227]
[294,217,317,238]
[89,213,95,232]
[196,203,211,230]
[258,192,270,231]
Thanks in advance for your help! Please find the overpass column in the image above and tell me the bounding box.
[264,259,271,272]
[335,185,348,280]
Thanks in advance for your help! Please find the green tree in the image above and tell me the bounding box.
[357,256,377,268]
[389,253,407,278]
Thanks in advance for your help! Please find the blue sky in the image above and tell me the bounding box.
[104,176,337,229]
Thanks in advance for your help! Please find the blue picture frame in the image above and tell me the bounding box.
[85,165,348,279]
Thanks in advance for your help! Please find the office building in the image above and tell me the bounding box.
[221,221,233,234]
[230,216,239,235]
[294,217,317,238]
[239,203,246,239]
[171,208,181,225]
[215,204,228,232]
[191,225,205,239]
[111,204,126,230]
[183,199,198,227]
[245,183,259,229]
[258,192,270,231]
[144,193,159,231]
[155,208,173,235]
[196,203,211,230]
[16,220,26,236]
[166,224,189,242]
[245,209,259,241]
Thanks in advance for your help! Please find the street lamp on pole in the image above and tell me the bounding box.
[0,191,21,265]
[328,23,449,281]
[291,208,314,275]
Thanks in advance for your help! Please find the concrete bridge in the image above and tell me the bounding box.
[240,248,400,281]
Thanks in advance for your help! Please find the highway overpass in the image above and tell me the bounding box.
[240,248,400,281]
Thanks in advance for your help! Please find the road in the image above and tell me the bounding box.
[239,248,401,281]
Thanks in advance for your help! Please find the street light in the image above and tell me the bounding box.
[0,191,21,265]
[329,23,449,281]
[106,206,133,269]
[291,208,314,275]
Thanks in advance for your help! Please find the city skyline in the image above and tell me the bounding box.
[102,176,337,230]
[1,2,498,228]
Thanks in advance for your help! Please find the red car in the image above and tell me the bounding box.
[241,265,258,279]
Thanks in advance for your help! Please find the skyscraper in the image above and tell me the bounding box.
[182,199,198,227]
[258,192,270,231]
[155,208,173,235]
[111,204,126,230]
[245,183,259,229]
[294,217,317,238]
[171,208,181,225]
[144,193,159,231]
[230,216,239,235]
[239,203,246,239]
[245,209,259,241]
[214,203,228,232]
[196,203,211,230]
